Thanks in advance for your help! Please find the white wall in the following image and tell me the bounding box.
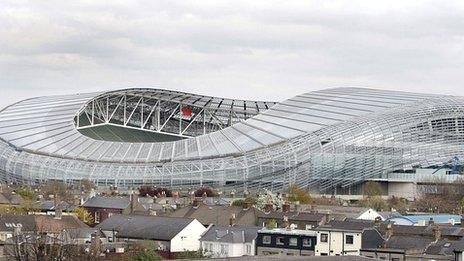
[357,209,382,221]
[315,231,362,256]
[170,219,207,252]
[202,240,255,257]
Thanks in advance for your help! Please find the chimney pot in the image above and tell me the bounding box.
[433,224,441,242]
[282,202,290,213]
[264,203,273,213]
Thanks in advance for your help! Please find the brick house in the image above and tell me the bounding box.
[82,194,146,226]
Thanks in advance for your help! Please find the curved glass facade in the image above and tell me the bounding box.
[0,87,463,192]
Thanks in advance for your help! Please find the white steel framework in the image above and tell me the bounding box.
[0,87,463,192]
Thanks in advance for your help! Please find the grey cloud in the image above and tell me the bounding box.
[1,0,464,109]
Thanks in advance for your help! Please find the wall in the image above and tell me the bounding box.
[315,230,362,256]
[170,219,206,252]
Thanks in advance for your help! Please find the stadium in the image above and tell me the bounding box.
[0,87,463,196]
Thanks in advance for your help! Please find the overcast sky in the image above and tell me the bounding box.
[1,1,464,108]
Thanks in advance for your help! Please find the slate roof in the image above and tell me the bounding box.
[82,196,131,210]
[0,193,22,205]
[315,219,375,232]
[304,205,369,219]
[0,215,88,233]
[97,214,195,241]
[378,223,464,238]
[168,205,259,227]
[201,226,260,244]
[257,211,326,222]
[361,228,385,249]
[425,239,458,256]
[38,200,76,212]
[384,235,433,251]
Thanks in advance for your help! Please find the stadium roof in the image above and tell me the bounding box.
[0,87,433,163]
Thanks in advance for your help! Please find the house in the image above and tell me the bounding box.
[257,204,327,229]
[0,214,88,243]
[81,194,146,226]
[314,219,381,256]
[97,214,207,253]
[387,214,462,226]
[168,200,259,227]
[361,223,464,260]
[200,226,260,258]
[255,228,317,256]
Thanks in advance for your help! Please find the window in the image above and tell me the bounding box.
[276,237,285,245]
[302,238,312,247]
[94,212,100,223]
[262,235,271,244]
[320,233,328,243]
[321,253,328,256]
[345,235,354,245]
[246,244,251,255]
[220,244,228,255]
[391,258,400,261]
[289,237,298,246]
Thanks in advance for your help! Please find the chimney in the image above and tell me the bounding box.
[386,223,394,238]
[324,213,330,224]
[244,190,250,198]
[264,202,273,213]
[193,198,201,208]
[55,205,62,219]
[433,224,441,242]
[283,216,290,229]
[282,202,290,213]
[229,213,236,227]
[54,195,62,219]
[429,217,435,225]
[130,192,139,214]
[13,226,21,236]
[243,200,252,210]
[374,216,382,226]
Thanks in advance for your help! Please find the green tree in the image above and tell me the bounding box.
[74,207,94,225]
[16,187,38,201]
[131,249,161,261]
[287,185,312,204]
[175,250,205,259]
[266,219,278,229]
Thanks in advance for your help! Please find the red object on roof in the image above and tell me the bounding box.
[182,106,192,117]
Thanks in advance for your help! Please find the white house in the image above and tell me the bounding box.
[97,215,207,253]
[314,220,381,256]
[200,226,260,258]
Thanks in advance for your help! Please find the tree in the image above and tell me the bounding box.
[359,196,388,211]
[74,207,94,225]
[80,179,96,192]
[232,196,257,207]
[266,219,278,229]
[287,185,312,204]
[194,187,216,197]
[41,181,73,204]
[138,186,172,197]
[16,187,38,201]
[363,181,383,198]
[254,189,284,211]
[175,250,205,259]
